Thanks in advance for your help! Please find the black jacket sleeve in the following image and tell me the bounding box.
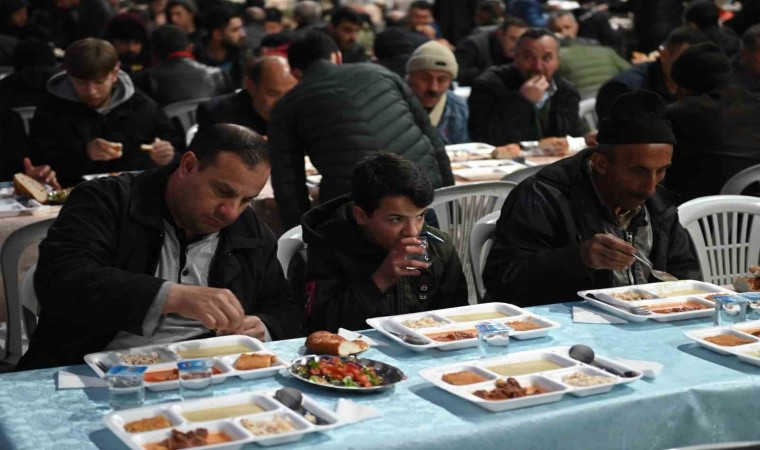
[454,38,483,87]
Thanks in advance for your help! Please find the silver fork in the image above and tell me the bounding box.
[632,254,679,282]
[587,294,652,315]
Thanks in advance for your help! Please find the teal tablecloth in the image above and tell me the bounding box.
[1,302,759,450]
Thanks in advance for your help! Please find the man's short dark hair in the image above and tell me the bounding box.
[264,7,282,23]
[330,6,363,27]
[742,24,760,53]
[662,26,708,50]
[352,153,434,216]
[189,123,269,169]
[410,1,433,12]
[248,55,283,84]
[151,25,189,59]
[515,27,558,53]
[64,38,119,80]
[684,0,719,30]
[167,0,197,16]
[287,30,339,72]
[204,5,238,33]
[499,16,528,33]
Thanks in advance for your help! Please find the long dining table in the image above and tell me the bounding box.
[0,301,758,450]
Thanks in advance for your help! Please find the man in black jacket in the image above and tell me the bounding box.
[468,28,587,148]
[197,55,296,137]
[28,38,182,187]
[302,153,467,333]
[455,17,529,86]
[17,124,299,370]
[483,91,700,306]
[324,6,368,64]
[268,31,454,230]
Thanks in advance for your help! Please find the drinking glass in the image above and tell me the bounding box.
[106,365,146,410]
[475,321,510,358]
[178,359,213,400]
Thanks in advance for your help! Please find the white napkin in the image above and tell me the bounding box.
[338,328,387,348]
[335,398,382,424]
[572,306,628,324]
[615,358,663,379]
[57,371,109,389]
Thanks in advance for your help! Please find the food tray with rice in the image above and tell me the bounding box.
[103,388,344,449]
[684,322,760,367]
[366,302,561,352]
[578,280,729,322]
[85,335,288,391]
[419,346,641,412]
[445,142,495,162]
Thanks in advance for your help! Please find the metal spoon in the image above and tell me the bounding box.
[632,254,678,282]
[568,344,639,378]
[382,326,430,346]
[274,387,328,425]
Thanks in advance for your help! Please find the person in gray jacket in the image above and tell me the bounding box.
[268,31,454,230]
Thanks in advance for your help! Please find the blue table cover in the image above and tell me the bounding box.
[1,302,759,450]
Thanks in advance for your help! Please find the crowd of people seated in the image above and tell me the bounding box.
[1,0,760,371]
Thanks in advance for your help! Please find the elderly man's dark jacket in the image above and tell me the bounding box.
[468,64,587,146]
[132,56,233,106]
[666,84,760,203]
[16,164,299,370]
[197,90,267,136]
[454,28,512,86]
[268,60,454,230]
[483,149,701,306]
[595,61,675,120]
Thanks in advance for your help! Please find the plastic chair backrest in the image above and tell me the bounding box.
[678,195,760,286]
[277,225,306,277]
[163,98,209,136]
[469,211,500,302]
[12,106,36,135]
[720,163,760,195]
[186,123,199,146]
[501,164,546,184]
[579,97,598,131]
[0,218,54,368]
[430,181,516,302]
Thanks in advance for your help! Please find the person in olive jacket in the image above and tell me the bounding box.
[302,153,468,333]
[28,38,183,186]
[17,124,299,371]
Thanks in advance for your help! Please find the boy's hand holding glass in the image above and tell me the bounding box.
[372,237,431,292]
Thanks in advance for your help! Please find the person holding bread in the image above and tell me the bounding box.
[16,124,299,370]
[301,153,468,333]
[27,38,183,187]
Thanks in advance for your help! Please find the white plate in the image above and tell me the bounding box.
[367,303,562,352]
[84,336,288,391]
[684,324,760,357]
[418,346,641,412]
[582,297,649,322]
[104,389,337,450]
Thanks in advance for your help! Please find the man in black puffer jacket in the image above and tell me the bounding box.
[468,28,587,147]
[268,31,454,230]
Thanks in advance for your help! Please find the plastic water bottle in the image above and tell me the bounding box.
[106,366,146,410]
[475,321,511,357]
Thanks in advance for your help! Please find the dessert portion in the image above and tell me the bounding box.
[442,370,488,385]
[124,416,171,433]
[473,377,546,401]
[304,331,368,356]
[234,353,278,371]
[703,334,755,347]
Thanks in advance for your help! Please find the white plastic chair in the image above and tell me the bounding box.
[720,163,760,195]
[186,123,199,146]
[0,218,53,370]
[430,181,516,302]
[469,211,500,302]
[277,225,306,277]
[579,97,598,131]
[12,106,36,135]
[678,195,760,286]
[501,164,546,184]
[163,97,209,136]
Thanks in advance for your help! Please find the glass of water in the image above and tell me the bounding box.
[106,365,146,410]
[713,294,749,326]
[475,321,511,358]
[405,236,430,269]
[178,360,213,400]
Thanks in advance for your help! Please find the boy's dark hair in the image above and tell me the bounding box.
[352,153,434,216]
[662,25,708,50]
[499,16,528,33]
[287,30,339,72]
[64,38,119,80]
[189,123,269,169]
[151,25,189,59]
[684,0,719,30]
[515,27,558,53]
[330,6,363,27]
[204,5,238,33]
[410,1,433,12]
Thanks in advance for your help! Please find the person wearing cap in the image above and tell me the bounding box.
[405,40,468,146]
[482,90,700,306]
[105,13,152,76]
[167,0,204,48]
[666,42,760,203]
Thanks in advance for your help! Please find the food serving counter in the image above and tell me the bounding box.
[0,302,758,450]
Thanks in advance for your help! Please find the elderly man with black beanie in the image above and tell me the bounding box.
[483,90,700,306]
[666,42,760,203]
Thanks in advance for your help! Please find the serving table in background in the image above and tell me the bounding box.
[0,302,758,449]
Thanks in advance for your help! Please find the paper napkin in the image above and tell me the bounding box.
[335,398,382,424]
[338,328,387,347]
[572,306,628,324]
[615,358,663,379]
[57,370,109,389]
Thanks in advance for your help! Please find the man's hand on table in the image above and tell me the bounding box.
[580,234,636,271]
[372,237,430,292]
[23,157,61,190]
[148,139,175,166]
[491,144,522,159]
[164,284,245,330]
[538,137,569,156]
[216,315,267,341]
[87,138,123,161]
[519,74,550,104]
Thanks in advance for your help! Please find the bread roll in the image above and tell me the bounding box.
[305,331,369,356]
[13,173,48,204]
